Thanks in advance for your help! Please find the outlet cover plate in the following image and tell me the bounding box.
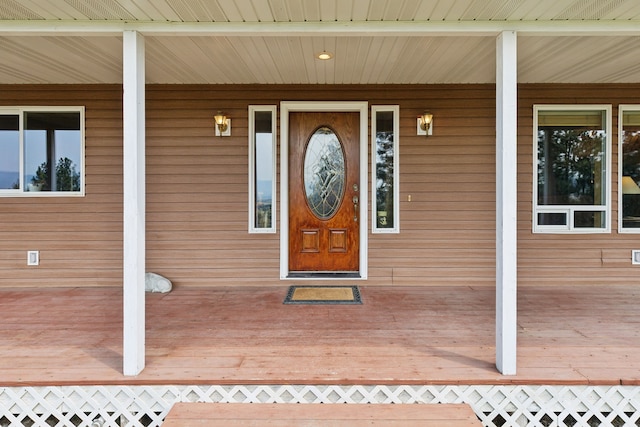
[27,250,39,266]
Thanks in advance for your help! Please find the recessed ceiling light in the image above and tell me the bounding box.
[316,51,333,60]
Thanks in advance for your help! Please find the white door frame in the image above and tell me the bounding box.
[280,101,368,279]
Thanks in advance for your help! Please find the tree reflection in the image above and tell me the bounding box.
[538,128,605,206]
[376,130,394,227]
[30,157,80,192]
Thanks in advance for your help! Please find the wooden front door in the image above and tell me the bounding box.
[288,112,360,273]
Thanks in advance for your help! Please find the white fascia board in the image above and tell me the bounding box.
[1,19,640,37]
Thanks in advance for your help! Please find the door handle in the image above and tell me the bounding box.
[352,195,359,222]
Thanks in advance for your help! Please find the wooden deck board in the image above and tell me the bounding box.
[0,285,639,386]
[162,403,482,426]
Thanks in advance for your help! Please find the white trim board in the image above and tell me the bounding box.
[279,101,368,280]
[2,20,640,36]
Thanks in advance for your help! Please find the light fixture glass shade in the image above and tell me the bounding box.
[214,113,228,133]
[417,112,433,136]
[622,176,640,194]
[420,112,433,130]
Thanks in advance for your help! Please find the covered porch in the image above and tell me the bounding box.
[2,0,640,380]
[1,284,639,387]
[2,284,640,425]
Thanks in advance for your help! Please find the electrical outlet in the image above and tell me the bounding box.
[632,250,640,265]
[27,250,39,266]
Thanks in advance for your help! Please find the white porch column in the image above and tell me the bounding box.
[496,30,518,375]
[123,30,146,376]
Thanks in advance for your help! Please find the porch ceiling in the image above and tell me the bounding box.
[1,0,640,84]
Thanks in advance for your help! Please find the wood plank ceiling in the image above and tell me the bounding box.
[1,0,639,84]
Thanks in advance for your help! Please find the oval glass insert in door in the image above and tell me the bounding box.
[303,127,345,219]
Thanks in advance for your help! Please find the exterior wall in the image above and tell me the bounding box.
[0,85,123,287]
[1,84,639,288]
[518,84,640,286]
[144,85,497,287]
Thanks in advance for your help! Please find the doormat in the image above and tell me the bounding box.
[284,285,362,305]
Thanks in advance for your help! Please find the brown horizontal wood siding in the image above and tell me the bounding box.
[518,84,640,286]
[144,84,497,287]
[2,84,640,288]
[0,85,123,287]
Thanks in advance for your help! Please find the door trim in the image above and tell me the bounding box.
[280,101,368,280]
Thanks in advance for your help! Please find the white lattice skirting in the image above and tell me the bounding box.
[1,385,640,426]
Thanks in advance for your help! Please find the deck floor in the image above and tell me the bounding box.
[0,285,639,386]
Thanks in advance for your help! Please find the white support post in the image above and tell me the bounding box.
[496,30,518,375]
[122,30,146,376]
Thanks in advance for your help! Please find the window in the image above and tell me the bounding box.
[249,106,277,233]
[372,106,400,233]
[533,105,611,232]
[619,106,640,232]
[0,107,84,196]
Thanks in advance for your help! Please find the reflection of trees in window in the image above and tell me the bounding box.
[538,128,605,206]
[623,130,640,179]
[56,157,80,191]
[31,157,80,191]
[31,162,49,190]
[376,130,394,227]
[256,204,271,228]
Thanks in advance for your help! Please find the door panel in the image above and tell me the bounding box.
[289,112,360,272]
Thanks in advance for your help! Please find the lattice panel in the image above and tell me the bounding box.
[1,385,639,426]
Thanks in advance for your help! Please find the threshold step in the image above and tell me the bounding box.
[163,402,481,426]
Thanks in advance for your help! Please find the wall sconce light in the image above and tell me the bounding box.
[214,112,231,137]
[417,111,433,136]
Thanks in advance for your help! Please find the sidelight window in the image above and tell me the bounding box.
[0,107,84,196]
[372,106,400,233]
[249,105,277,233]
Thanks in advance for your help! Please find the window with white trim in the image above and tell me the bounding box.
[0,107,84,196]
[533,105,611,233]
[619,105,640,232]
[248,105,277,233]
[372,106,400,233]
